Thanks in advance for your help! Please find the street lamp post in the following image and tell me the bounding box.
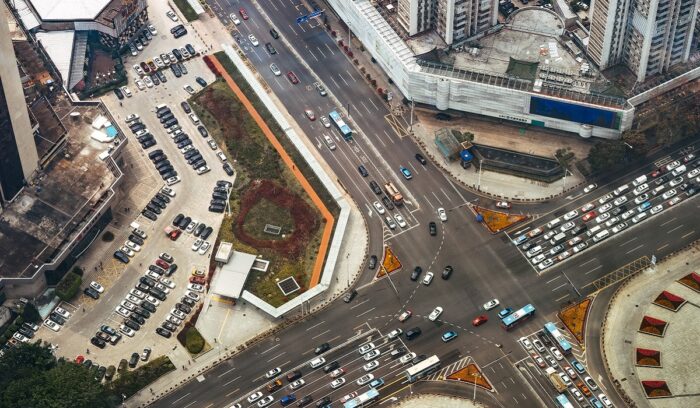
[477,160,483,191]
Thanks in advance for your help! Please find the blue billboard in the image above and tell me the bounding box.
[529,96,619,129]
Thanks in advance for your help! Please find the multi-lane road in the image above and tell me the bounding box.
[150,1,700,407]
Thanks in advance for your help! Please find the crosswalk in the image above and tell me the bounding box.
[424,356,475,381]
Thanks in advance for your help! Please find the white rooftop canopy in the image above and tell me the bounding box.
[210,251,257,299]
[35,31,74,84]
[30,0,111,21]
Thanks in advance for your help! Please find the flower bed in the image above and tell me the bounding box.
[678,272,700,292]
[636,348,661,367]
[652,291,685,311]
[641,380,672,398]
[376,246,402,278]
[446,363,492,390]
[558,297,591,344]
[473,206,528,234]
[638,316,668,337]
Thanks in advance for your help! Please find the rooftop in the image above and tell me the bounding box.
[29,0,111,21]
[0,100,119,279]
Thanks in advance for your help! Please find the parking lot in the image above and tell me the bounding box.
[32,5,234,367]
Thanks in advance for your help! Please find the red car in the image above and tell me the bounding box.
[398,310,412,322]
[239,8,248,20]
[168,229,181,241]
[304,109,316,121]
[651,168,663,178]
[581,211,597,222]
[140,61,150,73]
[189,276,206,285]
[472,315,488,326]
[155,259,170,269]
[287,71,299,84]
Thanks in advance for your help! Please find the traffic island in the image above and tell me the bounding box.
[376,246,402,278]
[558,297,591,344]
[470,205,528,234]
[445,363,493,391]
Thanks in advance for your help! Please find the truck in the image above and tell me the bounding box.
[545,367,567,393]
[384,181,404,206]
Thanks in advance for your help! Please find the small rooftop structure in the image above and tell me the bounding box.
[215,242,233,263]
[35,31,74,85]
[211,251,257,299]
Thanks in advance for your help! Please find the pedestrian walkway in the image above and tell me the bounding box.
[425,356,474,381]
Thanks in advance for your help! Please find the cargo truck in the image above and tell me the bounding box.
[384,182,404,206]
[545,367,567,392]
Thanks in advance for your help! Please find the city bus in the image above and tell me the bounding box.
[544,322,572,355]
[555,394,574,408]
[404,355,440,382]
[329,110,352,141]
[343,388,379,408]
[500,304,536,330]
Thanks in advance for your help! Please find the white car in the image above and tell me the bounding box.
[598,193,613,204]
[198,242,211,255]
[130,288,146,299]
[147,24,157,35]
[595,213,611,224]
[90,281,105,293]
[358,343,375,354]
[363,360,379,372]
[422,272,434,285]
[119,325,135,337]
[126,294,142,304]
[613,196,627,206]
[611,222,628,234]
[634,193,649,204]
[550,347,564,360]
[121,300,136,311]
[120,246,135,257]
[289,379,305,390]
[532,254,546,264]
[559,373,572,386]
[363,349,380,361]
[330,378,346,389]
[53,307,71,319]
[320,116,331,128]
[483,299,500,310]
[400,352,417,364]
[573,242,587,253]
[166,10,178,22]
[188,283,204,292]
[599,202,613,213]
[269,63,281,76]
[216,151,227,162]
[143,76,154,88]
[132,64,143,75]
[248,34,259,46]
[171,308,186,320]
[247,391,263,403]
[125,240,141,251]
[604,216,620,227]
[208,140,218,150]
[183,84,196,95]
[560,221,575,232]
[662,189,677,199]
[145,270,160,280]
[185,291,200,301]
[145,295,160,306]
[373,201,385,215]
[665,160,681,171]
[115,306,131,318]
[526,246,543,258]
[120,86,132,97]
[538,259,554,270]
[166,315,182,326]
[135,79,145,90]
[598,393,613,407]
[257,396,274,407]
[154,283,170,294]
[394,214,407,228]
[160,278,176,289]
[191,238,203,251]
[43,319,61,332]
[520,337,533,350]
[229,13,241,25]
[650,204,663,215]
[356,374,374,386]
[437,207,447,221]
[563,210,578,221]
[669,176,683,187]
[428,306,443,321]
[570,387,584,402]
[387,328,403,339]
[583,183,597,193]
[154,57,164,68]
[125,113,139,123]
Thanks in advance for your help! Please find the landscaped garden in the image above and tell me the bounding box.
[652,291,685,311]
[641,380,672,398]
[377,246,402,278]
[446,363,493,390]
[559,297,591,343]
[636,348,661,367]
[678,271,700,292]
[190,53,339,307]
[472,206,528,233]
[638,315,668,337]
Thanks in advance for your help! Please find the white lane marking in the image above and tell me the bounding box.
[338,73,350,86]
[585,265,603,275]
[625,244,644,254]
[218,366,236,377]
[306,321,326,331]
[660,217,677,227]
[356,307,376,318]
[312,329,331,339]
[360,101,372,114]
[431,191,443,205]
[667,225,684,234]
[681,230,695,239]
[345,70,356,81]
[545,276,561,284]
[307,48,319,62]
[266,352,286,362]
[551,283,568,291]
[222,375,240,387]
[316,46,327,58]
[260,343,280,354]
[578,258,597,267]
[619,237,637,246]
[172,393,191,404]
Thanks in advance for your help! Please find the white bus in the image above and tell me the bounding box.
[404,355,440,382]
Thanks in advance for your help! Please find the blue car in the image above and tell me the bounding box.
[589,397,604,408]
[498,308,513,318]
[637,201,651,212]
[441,330,458,342]
[512,235,528,245]
[572,359,586,373]
[369,378,384,388]
[400,166,413,180]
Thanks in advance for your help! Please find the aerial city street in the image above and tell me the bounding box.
[0,0,699,408]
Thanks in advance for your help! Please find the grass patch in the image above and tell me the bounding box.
[109,356,175,399]
[473,206,528,234]
[243,198,295,240]
[376,246,402,278]
[172,0,199,21]
[446,363,492,390]
[558,297,591,344]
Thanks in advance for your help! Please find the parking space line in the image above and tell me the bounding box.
[681,230,695,239]
[311,329,331,339]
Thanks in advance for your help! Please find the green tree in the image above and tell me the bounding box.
[622,129,649,154]
[587,139,627,173]
[21,303,42,323]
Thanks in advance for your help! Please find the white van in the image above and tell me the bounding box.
[309,357,326,369]
[613,184,629,196]
[593,230,610,243]
[586,225,603,237]
[632,175,647,187]
[632,212,647,224]
[547,218,562,229]
[323,135,336,151]
[550,233,567,246]
[671,165,687,177]
[189,113,200,124]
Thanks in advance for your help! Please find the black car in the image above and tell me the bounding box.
[141,301,156,313]
[128,234,145,245]
[223,163,234,176]
[195,77,207,87]
[369,180,382,195]
[197,126,208,137]
[177,62,188,74]
[201,226,213,240]
[172,48,183,60]
[96,365,107,381]
[142,210,157,221]
[129,121,145,131]
[185,43,195,55]
[322,361,339,373]
[179,216,191,229]
[435,112,452,121]
[166,263,178,276]
[149,265,165,275]
[314,342,331,355]
[209,205,224,213]
[570,224,587,236]
[382,196,395,210]
[135,282,151,292]
[114,250,130,264]
[315,397,331,408]
[368,255,377,269]
[156,108,172,118]
[173,27,187,38]
[91,337,106,349]
[429,221,437,236]
[177,139,192,149]
[194,223,206,236]
[173,213,184,226]
[175,303,191,314]
[161,321,177,332]
[171,63,182,77]
[441,265,453,280]
[129,314,145,325]
[405,327,422,340]
[415,153,427,165]
[129,352,139,367]
[286,370,302,382]
[101,325,117,336]
[155,192,171,203]
[156,327,172,338]
[184,149,199,159]
[410,266,422,281]
[141,139,156,149]
[217,180,233,188]
[412,354,427,364]
[181,296,195,307]
[18,327,34,338]
[152,75,160,86]
[358,165,369,177]
[132,306,151,319]
[343,289,357,303]
[124,319,140,331]
[270,28,279,39]
[265,42,277,54]
[687,186,698,197]
[140,276,157,287]
[84,287,100,299]
[113,88,124,100]
[173,134,188,144]
[148,288,166,301]
[655,175,669,185]
[145,203,161,215]
[148,149,164,159]
[156,70,167,83]
[297,395,313,407]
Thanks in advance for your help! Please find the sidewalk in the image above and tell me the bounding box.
[397,394,483,408]
[601,243,700,408]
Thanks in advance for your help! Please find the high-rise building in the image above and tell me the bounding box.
[0,10,39,203]
[588,0,700,82]
[398,0,497,44]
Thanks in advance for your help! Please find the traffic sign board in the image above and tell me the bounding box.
[295,16,308,24]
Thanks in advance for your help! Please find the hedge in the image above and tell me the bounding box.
[184,327,205,354]
[172,0,199,21]
[109,356,175,399]
[55,272,82,301]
